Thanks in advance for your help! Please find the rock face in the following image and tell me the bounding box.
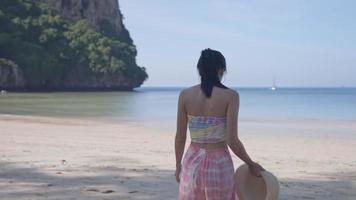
[0,0,147,91]
[0,59,25,90]
[46,0,132,43]
[45,0,145,91]
[47,0,123,30]
[60,63,143,91]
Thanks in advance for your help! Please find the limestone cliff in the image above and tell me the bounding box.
[0,59,25,90]
[0,0,147,91]
[44,0,146,91]
[46,0,132,43]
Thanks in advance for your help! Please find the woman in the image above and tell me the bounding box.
[175,48,264,200]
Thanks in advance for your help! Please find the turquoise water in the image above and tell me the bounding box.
[0,87,355,125]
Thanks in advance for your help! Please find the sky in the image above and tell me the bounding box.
[119,0,356,87]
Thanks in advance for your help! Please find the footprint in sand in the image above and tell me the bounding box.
[102,190,115,194]
[85,188,100,192]
[84,188,115,194]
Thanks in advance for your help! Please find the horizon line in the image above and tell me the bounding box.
[137,85,356,88]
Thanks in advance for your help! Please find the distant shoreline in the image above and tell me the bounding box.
[0,87,136,93]
[137,86,356,90]
[1,114,355,138]
[1,86,355,93]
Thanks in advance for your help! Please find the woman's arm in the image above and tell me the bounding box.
[174,90,188,182]
[226,91,263,176]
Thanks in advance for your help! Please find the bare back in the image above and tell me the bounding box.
[183,84,234,117]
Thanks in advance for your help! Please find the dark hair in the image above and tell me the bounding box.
[197,48,228,98]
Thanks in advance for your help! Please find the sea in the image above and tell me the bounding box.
[0,87,355,127]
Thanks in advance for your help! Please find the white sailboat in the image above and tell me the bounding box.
[270,78,277,90]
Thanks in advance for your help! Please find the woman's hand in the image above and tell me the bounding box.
[248,161,265,177]
[175,165,181,182]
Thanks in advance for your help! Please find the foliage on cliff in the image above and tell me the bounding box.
[0,0,147,89]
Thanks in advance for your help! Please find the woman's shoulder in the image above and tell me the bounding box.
[225,88,239,97]
[179,84,199,94]
[180,84,239,97]
[215,86,239,97]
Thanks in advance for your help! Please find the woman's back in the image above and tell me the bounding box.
[184,84,234,117]
[178,84,237,200]
[176,48,262,200]
[183,84,235,144]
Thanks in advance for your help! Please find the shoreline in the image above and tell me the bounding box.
[1,114,356,199]
[1,114,355,137]
[1,113,355,126]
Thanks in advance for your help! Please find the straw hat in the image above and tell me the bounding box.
[235,164,279,200]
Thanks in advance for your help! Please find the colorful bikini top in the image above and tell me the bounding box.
[187,114,227,143]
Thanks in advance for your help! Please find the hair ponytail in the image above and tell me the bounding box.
[197,48,228,98]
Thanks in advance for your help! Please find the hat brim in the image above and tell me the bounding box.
[235,164,279,200]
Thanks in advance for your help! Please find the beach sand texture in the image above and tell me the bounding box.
[1,114,356,200]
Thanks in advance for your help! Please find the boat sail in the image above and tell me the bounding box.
[270,78,277,90]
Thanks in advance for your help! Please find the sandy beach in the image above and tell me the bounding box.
[0,114,356,200]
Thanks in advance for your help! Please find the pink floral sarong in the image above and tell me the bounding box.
[178,144,236,200]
